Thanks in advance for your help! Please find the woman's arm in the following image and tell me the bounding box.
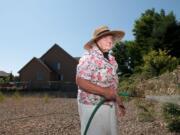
[76,77,116,100]
[116,94,126,117]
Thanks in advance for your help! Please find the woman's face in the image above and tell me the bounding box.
[96,35,114,52]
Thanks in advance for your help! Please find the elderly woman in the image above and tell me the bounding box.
[76,26,126,135]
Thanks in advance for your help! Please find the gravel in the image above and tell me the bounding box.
[0,97,178,135]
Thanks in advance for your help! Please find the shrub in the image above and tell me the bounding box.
[142,49,179,76]
[0,78,4,84]
[118,73,148,98]
[162,103,180,133]
[118,77,136,97]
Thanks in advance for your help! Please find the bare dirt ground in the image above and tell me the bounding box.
[0,97,178,135]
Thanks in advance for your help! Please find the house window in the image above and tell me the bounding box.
[58,74,63,81]
[36,71,44,80]
[57,62,61,70]
[53,62,61,71]
[61,74,63,81]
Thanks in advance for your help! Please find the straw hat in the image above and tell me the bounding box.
[84,25,125,50]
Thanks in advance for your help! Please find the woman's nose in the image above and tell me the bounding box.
[108,40,113,45]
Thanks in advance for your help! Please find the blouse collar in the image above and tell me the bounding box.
[92,45,110,61]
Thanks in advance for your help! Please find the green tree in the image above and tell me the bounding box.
[163,21,180,57]
[9,72,14,82]
[113,8,180,77]
[125,41,143,69]
[112,42,132,76]
[133,9,180,57]
[112,41,143,76]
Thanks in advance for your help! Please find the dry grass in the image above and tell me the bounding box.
[136,68,180,96]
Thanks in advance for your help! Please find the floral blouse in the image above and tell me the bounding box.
[76,46,119,105]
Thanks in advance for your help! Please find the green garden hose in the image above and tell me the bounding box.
[83,92,131,135]
[83,98,106,135]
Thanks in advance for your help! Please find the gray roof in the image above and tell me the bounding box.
[0,71,10,77]
[74,57,80,61]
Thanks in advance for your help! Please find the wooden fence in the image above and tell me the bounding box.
[0,81,78,98]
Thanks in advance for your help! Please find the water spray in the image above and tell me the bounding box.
[119,92,180,105]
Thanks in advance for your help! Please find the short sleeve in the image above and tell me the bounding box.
[76,54,96,81]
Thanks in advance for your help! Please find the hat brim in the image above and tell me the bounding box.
[84,30,125,50]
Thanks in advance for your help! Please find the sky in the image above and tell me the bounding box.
[0,0,180,75]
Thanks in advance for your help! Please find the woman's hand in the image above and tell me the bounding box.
[103,88,116,100]
[117,105,126,117]
[116,95,126,117]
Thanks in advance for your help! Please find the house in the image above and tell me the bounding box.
[18,44,79,89]
[0,71,10,78]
